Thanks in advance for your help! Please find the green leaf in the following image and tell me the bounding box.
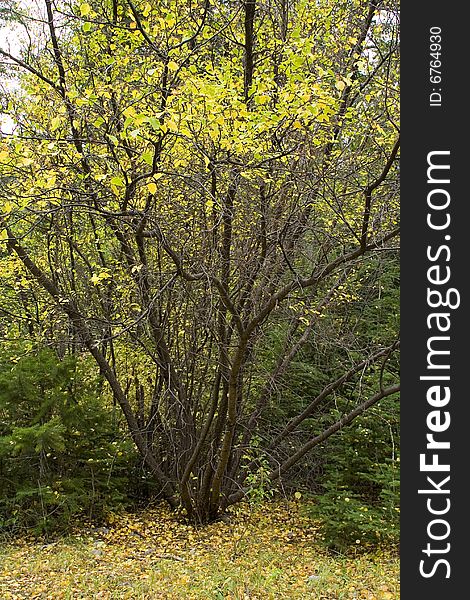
[148,117,160,131]
[142,152,154,166]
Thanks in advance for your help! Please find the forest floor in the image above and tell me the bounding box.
[0,500,398,599]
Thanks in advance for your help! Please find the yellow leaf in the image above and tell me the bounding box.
[123,106,135,118]
[2,201,13,214]
[91,271,111,285]
[147,182,157,195]
[51,116,61,130]
[168,61,179,72]
[80,3,91,16]
[255,94,270,105]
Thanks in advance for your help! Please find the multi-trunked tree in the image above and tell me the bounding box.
[0,0,399,522]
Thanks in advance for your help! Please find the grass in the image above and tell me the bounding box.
[0,500,399,599]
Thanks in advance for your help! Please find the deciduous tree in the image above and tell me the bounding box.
[0,0,400,522]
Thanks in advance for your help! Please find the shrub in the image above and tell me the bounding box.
[0,346,140,534]
[305,398,399,552]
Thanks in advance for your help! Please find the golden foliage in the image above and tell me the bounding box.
[0,501,398,599]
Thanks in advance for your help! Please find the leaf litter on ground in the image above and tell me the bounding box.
[0,500,398,599]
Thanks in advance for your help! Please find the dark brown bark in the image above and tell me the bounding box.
[244,0,256,102]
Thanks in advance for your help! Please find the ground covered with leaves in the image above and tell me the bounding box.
[0,501,398,599]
